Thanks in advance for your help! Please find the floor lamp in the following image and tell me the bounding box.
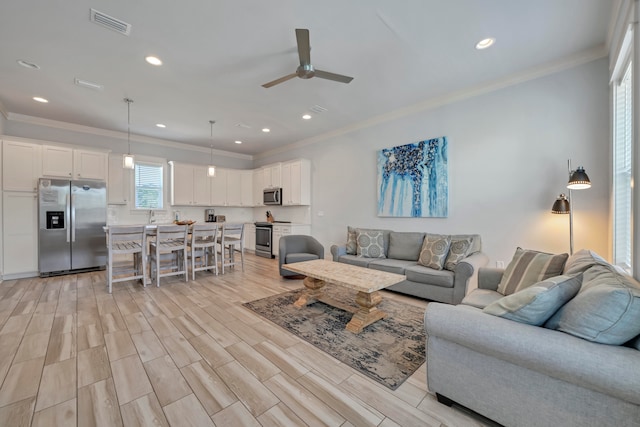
[551,159,591,255]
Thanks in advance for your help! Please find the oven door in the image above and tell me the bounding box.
[255,226,273,258]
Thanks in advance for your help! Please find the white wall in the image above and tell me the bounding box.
[256,58,610,265]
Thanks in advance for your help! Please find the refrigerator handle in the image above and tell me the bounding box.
[71,194,76,242]
[66,194,71,243]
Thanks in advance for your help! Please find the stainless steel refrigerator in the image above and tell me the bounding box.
[38,178,107,276]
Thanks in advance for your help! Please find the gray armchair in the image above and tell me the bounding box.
[278,235,325,277]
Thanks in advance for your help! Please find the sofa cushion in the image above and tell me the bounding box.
[387,231,425,261]
[563,249,610,275]
[368,258,418,275]
[405,264,455,288]
[483,274,583,326]
[337,254,374,268]
[285,253,321,264]
[346,226,357,255]
[444,236,474,271]
[545,265,640,345]
[357,230,385,258]
[460,289,504,309]
[418,234,451,270]
[497,248,569,295]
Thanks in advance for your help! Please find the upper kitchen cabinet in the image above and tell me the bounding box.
[253,169,264,206]
[281,159,311,205]
[108,154,130,205]
[41,146,108,181]
[225,169,253,207]
[170,162,211,206]
[2,139,41,192]
[210,168,228,206]
[263,163,281,189]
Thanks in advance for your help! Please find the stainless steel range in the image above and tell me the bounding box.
[255,222,274,258]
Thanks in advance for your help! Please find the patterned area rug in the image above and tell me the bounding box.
[243,285,426,390]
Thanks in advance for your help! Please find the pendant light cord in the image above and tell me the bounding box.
[125,98,133,154]
[209,120,215,162]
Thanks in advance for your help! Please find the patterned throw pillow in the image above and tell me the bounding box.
[444,236,474,271]
[418,234,451,270]
[346,226,357,255]
[497,248,569,295]
[357,231,386,258]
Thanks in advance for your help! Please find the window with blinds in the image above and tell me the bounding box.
[613,61,632,272]
[134,162,164,209]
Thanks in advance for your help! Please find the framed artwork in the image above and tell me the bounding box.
[377,136,448,217]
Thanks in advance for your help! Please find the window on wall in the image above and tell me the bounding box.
[613,61,632,272]
[134,162,164,209]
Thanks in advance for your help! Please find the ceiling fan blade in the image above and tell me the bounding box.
[262,73,297,88]
[295,28,311,66]
[314,69,354,84]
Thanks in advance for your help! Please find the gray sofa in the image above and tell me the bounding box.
[425,250,640,427]
[330,229,489,304]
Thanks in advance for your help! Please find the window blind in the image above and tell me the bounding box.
[135,162,164,209]
[613,61,632,272]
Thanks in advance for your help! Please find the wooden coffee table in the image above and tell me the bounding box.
[282,259,406,333]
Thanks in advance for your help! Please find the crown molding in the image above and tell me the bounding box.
[256,45,608,160]
[5,112,253,161]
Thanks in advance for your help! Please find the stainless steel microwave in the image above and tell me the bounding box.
[263,188,282,205]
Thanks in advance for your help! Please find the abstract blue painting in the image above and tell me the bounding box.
[377,137,448,217]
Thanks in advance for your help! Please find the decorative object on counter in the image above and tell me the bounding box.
[377,137,448,218]
[207,120,216,178]
[123,98,135,169]
[266,210,275,223]
[551,159,591,254]
[174,220,195,226]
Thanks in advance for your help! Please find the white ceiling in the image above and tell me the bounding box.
[0,0,614,156]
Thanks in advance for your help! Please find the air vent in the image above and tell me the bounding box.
[90,9,131,36]
[309,105,328,114]
[74,78,104,91]
[235,123,252,129]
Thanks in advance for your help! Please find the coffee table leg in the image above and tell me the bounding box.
[346,291,386,333]
[294,277,325,307]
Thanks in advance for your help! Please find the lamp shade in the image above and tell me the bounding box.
[551,193,570,214]
[567,166,591,189]
[207,165,216,177]
[123,153,135,169]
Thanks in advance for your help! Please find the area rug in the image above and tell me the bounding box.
[243,286,426,390]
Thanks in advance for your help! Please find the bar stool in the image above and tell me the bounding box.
[106,226,147,293]
[218,223,245,274]
[188,223,219,280]
[149,224,188,286]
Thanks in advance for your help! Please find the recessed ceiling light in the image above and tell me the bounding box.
[302,114,311,120]
[17,60,40,70]
[234,140,242,144]
[33,97,48,103]
[156,123,166,128]
[475,37,495,50]
[145,56,162,66]
[262,128,270,133]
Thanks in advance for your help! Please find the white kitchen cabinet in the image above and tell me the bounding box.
[226,169,242,206]
[193,166,211,206]
[272,224,312,258]
[42,145,73,178]
[73,150,108,180]
[170,162,211,206]
[210,168,228,206]
[3,140,41,192]
[281,159,311,205]
[108,154,130,204]
[253,169,264,206]
[244,223,256,251]
[240,171,253,206]
[263,163,281,188]
[3,191,38,276]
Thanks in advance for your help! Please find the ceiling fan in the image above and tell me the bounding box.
[262,29,354,88]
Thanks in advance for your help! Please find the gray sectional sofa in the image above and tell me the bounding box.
[330,228,489,304]
[425,249,640,427]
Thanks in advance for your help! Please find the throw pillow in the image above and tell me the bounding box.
[563,249,609,275]
[483,274,583,326]
[346,226,357,255]
[545,264,640,345]
[418,234,451,270]
[444,236,474,271]
[497,248,569,295]
[387,232,425,261]
[357,230,386,258]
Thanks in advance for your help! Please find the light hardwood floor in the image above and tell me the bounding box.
[0,253,494,426]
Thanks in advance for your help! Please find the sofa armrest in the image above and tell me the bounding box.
[424,303,640,405]
[451,252,489,304]
[330,244,347,261]
[478,267,504,291]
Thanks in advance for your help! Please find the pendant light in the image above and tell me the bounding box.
[122,98,135,169]
[207,120,216,177]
